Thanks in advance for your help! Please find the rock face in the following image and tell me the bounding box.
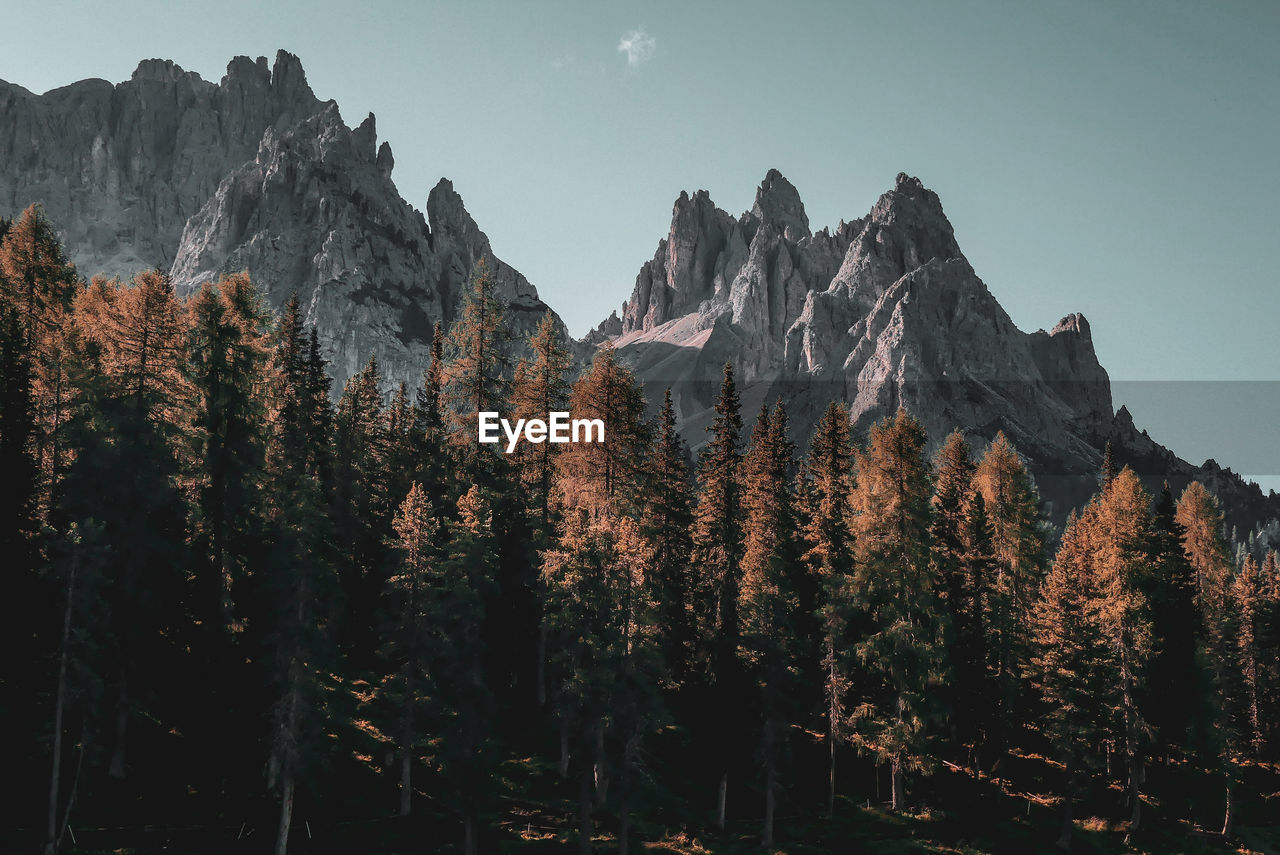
[0,51,564,392]
[599,171,1278,528]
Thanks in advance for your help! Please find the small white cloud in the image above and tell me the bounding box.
[552,54,576,70]
[617,27,656,68]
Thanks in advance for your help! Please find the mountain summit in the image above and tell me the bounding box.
[596,170,1275,525]
[1,55,1274,527]
[0,50,564,390]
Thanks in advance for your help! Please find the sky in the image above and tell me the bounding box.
[2,0,1278,487]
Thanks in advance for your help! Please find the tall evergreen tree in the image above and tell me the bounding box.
[184,274,272,634]
[67,269,191,780]
[930,431,993,767]
[1092,468,1156,829]
[443,257,510,479]
[510,311,571,535]
[689,362,745,828]
[383,483,438,817]
[848,408,946,811]
[555,345,649,513]
[644,388,695,686]
[801,401,856,816]
[1028,507,1110,850]
[262,295,337,855]
[438,488,501,855]
[738,401,803,845]
[972,432,1045,762]
[332,355,391,663]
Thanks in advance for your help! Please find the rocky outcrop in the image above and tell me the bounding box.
[1,51,566,392]
[598,170,1278,530]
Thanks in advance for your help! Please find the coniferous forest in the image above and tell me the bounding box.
[2,203,1279,854]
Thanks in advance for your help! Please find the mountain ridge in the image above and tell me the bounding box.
[1,51,1275,530]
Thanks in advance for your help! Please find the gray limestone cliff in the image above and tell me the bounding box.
[0,50,564,392]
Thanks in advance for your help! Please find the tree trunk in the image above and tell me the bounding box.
[464,810,478,855]
[1056,794,1073,850]
[275,772,294,855]
[578,736,594,855]
[559,716,571,779]
[890,757,904,812]
[536,622,547,708]
[618,733,635,855]
[1129,757,1143,830]
[828,731,836,819]
[716,772,727,831]
[763,721,777,847]
[108,683,128,779]
[593,723,609,808]
[399,670,414,817]
[399,746,412,817]
[1221,776,1234,838]
[45,548,76,855]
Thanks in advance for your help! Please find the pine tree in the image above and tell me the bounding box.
[184,274,272,634]
[1176,481,1232,608]
[510,311,571,535]
[262,296,337,855]
[443,257,510,478]
[66,268,191,781]
[383,483,438,817]
[412,321,453,525]
[930,431,992,767]
[0,205,80,515]
[437,487,502,855]
[542,510,661,855]
[972,432,1045,763]
[1144,483,1199,760]
[738,401,802,845]
[1100,440,1118,489]
[848,408,946,811]
[332,355,391,663]
[644,388,695,686]
[802,401,856,816]
[689,362,745,828]
[1092,468,1156,829]
[555,344,650,514]
[1028,507,1110,849]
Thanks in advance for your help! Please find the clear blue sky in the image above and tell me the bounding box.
[3,0,1278,486]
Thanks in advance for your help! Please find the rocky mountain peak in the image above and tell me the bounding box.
[131,58,196,84]
[269,49,314,104]
[750,168,810,241]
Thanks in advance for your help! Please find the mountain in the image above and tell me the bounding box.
[2,51,1274,529]
[0,50,563,391]
[595,170,1279,528]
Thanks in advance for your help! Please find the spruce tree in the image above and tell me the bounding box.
[184,274,272,634]
[848,408,946,811]
[262,296,337,855]
[429,487,499,854]
[972,431,1045,763]
[412,321,453,526]
[689,362,745,828]
[738,401,802,845]
[332,355,391,663]
[510,311,571,535]
[66,269,191,780]
[1092,468,1156,829]
[556,344,649,513]
[383,483,439,817]
[443,257,510,479]
[802,401,856,816]
[1028,507,1109,849]
[930,431,992,767]
[644,388,695,686]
